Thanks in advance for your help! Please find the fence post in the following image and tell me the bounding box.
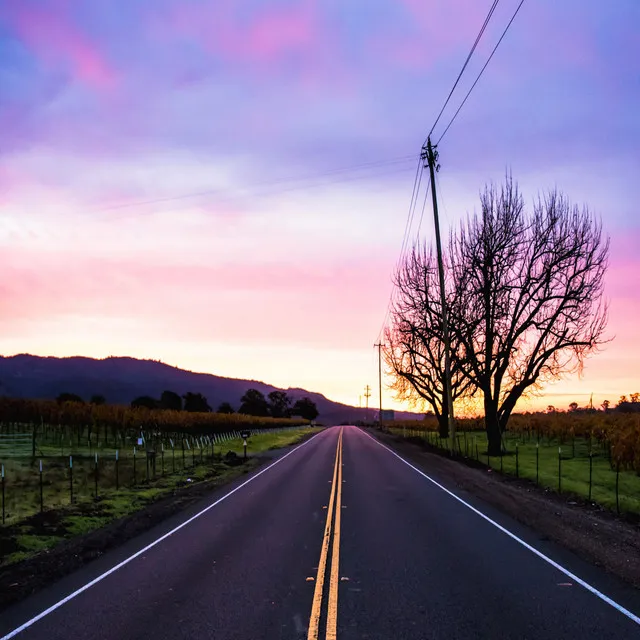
[133,447,137,486]
[39,459,43,513]
[516,443,519,478]
[171,439,175,473]
[116,450,119,490]
[616,463,620,515]
[588,450,593,501]
[536,443,539,485]
[558,447,562,493]
[1,464,4,524]
[69,455,73,504]
[161,443,165,476]
[94,453,98,499]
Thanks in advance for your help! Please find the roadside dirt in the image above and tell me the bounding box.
[374,429,640,588]
[0,458,261,612]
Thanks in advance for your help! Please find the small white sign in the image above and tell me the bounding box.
[137,438,143,445]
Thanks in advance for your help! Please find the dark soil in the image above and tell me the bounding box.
[375,429,640,588]
[0,458,259,612]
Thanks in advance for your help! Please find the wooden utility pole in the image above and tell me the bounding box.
[422,137,455,451]
[364,385,371,423]
[374,343,385,428]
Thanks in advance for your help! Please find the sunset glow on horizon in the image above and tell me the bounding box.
[1,0,638,415]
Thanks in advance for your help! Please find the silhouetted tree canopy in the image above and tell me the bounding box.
[291,397,318,421]
[268,390,291,418]
[217,402,235,414]
[160,390,182,411]
[131,395,158,410]
[182,392,211,413]
[239,389,269,416]
[57,393,84,404]
[89,394,106,406]
[387,176,609,455]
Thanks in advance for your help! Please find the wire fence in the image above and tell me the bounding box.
[388,427,640,517]
[0,425,302,525]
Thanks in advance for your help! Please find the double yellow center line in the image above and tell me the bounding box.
[308,428,343,640]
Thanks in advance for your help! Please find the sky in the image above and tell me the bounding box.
[0,0,638,414]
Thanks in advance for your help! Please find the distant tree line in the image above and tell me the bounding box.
[55,388,319,420]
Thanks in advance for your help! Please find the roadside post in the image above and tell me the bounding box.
[133,447,137,486]
[241,430,250,460]
[515,443,519,478]
[39,459,43,512]
[69,455,73,504]
[536,443,539,485]
[1,464,5,523]
[558,447,562,493]
[588,450,593,501]
[170,439,175,473]
[115,450,119,490]
[94,453,98,499]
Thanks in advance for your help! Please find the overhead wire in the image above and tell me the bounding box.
[426,0,502,140]
[436,0,527,144]
[82,154,416,223]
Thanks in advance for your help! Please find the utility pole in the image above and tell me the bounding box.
[364,385,371,424]
[374,343,385,428]
[421,136,455,451]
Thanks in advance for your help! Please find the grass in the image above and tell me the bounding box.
[389,427,640,516]
[0,426,321,568]
[221,427,322,457]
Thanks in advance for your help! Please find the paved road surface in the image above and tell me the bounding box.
[1,426,639,639]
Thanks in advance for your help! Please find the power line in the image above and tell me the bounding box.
[415,175,432,239]
[427,0,502,140]
[375,157,426,342]
[83,156,416,224]
[437,0,527,144]
[85,154,416,218]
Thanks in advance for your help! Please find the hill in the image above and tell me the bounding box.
[0,354,423,425]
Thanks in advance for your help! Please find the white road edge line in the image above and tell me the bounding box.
[359,428,640,626]
[1,430,327,640]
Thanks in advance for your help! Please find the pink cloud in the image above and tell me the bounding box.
[2,0,115,89]
[0,247,392,350]
[165,0,320,67]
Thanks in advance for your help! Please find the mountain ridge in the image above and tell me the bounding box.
[0,354,424,425]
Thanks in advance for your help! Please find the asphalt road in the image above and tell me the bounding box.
[1,426,639,639]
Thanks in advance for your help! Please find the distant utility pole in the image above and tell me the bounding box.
[364,385,371,423]
[374,343,385,428]
[421,137,455,451]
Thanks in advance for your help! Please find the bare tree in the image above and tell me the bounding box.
[384,243,474,437]
[450,176,609,454]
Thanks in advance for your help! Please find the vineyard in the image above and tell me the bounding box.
[388,411,640,471]
[0,396,315,528]
[0,397,310,457]
[386,410,640,516]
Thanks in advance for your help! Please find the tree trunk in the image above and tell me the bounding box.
[437,412,449,439]
[484,397,502,456]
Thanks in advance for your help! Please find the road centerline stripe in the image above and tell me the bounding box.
[359,428,640,626]
[307,428,343,640]
[326,429,343,640]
